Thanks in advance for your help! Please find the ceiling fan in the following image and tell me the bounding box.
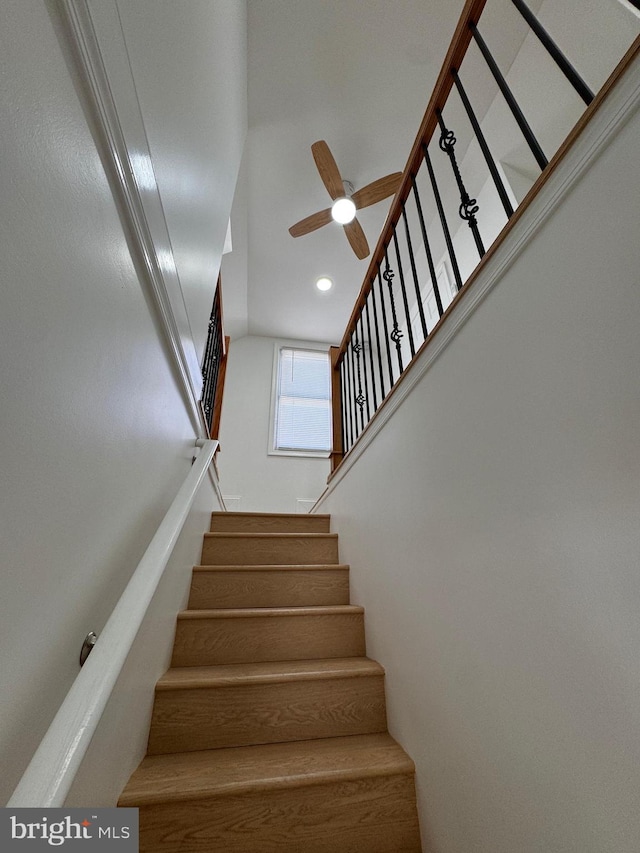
[289,140,402,260]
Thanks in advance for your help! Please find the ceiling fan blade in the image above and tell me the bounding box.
[311,140,345,200]
[289,208,333,238]
[343,217,370,260]
[352,172,403,209]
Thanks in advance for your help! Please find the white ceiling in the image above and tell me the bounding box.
[106,0,636,352]
[223,0,469,344]
[221,0,638,347]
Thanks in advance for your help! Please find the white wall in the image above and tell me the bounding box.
[115,0,248,359]
[316,73,640,853]
[66,476,223,807]
[218,336,331,512]
[221,147,250,340]
[0,0,241,805]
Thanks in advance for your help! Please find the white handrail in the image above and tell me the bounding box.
[8,439,219,807]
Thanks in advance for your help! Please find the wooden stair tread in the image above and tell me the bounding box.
[177,605,364,619]
[120,733,414,806]
[172,605,366,667]
[204,532,338,540]
[156,657,384,689]
[192,563,348,572]
[148,658,387,754]
[213,512,329,519]
[188,565,350,609]
[202,532,339,566]
[119,509,421,849]
[210,512,331,533]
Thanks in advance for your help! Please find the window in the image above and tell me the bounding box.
[270,346,331,456]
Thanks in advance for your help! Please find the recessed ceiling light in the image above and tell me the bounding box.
[331,197,356,225]
[316,276,333,292]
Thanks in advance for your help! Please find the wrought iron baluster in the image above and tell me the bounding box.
[352,333,362,420]
[352,331,366,429]
[392,226,416,358]
[437,109,485,259]
[376,267,395,387]
[357,338,365,435]
[370,273,387,399]
[344,344,355,449]
[349,335,362,441]
[422,143,463,292]
[201,318,215,422]
[357,315,371,422]
[510,0,593,105]
[383,253,404,376]
[201,286,225,434]
[401,202,427,341]
[471,22,548,171]
[205,336,219,426]
[201,315,215,386]
[364,296,379,412]
[451,69,514,219]
[411,175,444,318]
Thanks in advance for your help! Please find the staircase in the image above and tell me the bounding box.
[119,511,422,852]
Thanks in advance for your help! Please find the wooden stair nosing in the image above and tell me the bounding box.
[119,733,415,807]
[192,563,349,572]
[210,511,331,532]
[155,657,385,690]
[176,605,364,620]
[204,532,338,540]
[212,511,330,519]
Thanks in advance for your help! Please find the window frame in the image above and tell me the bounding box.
[268,342,332,459]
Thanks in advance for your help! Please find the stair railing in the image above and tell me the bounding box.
[200,277,229,440]
[7,439,218,807]
[330,0,640,474]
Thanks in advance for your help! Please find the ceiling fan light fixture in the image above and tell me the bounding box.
[316,276,333,292]
[290,141,401,258]
[331,197,357,225]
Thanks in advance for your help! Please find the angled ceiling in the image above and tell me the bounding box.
[100,0,636,353]
[223,0,468,344]
[223,0,635,347]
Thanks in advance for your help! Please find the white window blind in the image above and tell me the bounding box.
[274,348,331,453]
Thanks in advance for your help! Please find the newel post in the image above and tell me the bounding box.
[329,346,344,473]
